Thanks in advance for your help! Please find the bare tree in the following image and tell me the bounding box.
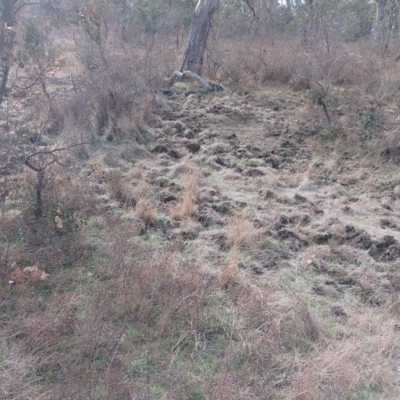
[180,0,220,75]
[11,144,87,220]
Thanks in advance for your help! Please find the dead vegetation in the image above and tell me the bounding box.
[225,212,264,248]
[169,172,198,220]
[3,4,400,399]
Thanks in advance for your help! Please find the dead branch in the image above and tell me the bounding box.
[168,70,225,92]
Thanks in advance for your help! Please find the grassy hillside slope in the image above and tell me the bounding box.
[2,61,400,399]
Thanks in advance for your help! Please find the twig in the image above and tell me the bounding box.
[70,74,78,94]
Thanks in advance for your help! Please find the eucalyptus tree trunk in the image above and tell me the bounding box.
[180,0,220,76]
[0,0,15,62]
[0,0,15,105]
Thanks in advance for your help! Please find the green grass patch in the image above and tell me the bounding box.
[34,281,55,298]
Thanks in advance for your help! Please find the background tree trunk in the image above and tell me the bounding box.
[375,0,388,45]
[0,0,15,105]
[376,0,388,24]
[0,0,15,58]
[180,0,220,76]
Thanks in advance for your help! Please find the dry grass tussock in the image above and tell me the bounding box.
[170,172,198,220]
[134,197,157,224]
[107,169,157,222]
[132,171,157,223]
[219,246,241,288]
[290,318,398,400]
[226,212,264,248]
[43,79,154,145]
[107,169,139,207]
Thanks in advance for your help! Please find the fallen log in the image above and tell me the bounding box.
[168,70,226,92]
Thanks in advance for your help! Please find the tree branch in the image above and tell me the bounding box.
[15,1,40,16]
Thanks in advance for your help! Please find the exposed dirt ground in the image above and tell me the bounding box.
[140,85,400,292]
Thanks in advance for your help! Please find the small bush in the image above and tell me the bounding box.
[358,109,383,142]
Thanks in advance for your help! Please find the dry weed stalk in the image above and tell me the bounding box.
[170,173,198,220]
[226,212,264,248]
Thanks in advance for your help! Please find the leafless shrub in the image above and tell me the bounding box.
[41,92,93,136]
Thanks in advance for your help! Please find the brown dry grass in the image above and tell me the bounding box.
[219,245,241,288]
[211,36,384,88]
[170,172,198,220]
[5,15,400,399]
[290,317,397,400]
[134,197,157,224]
[226,212,264,248]
[107,169,137,206]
